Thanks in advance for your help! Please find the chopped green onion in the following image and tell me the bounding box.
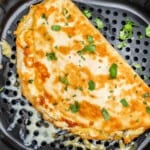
[132,63,142,73]
[109,63,118,79]
[117,41,128,49]
[120,98,129,107]
[101,108,110,121]
[46,52,57,61]
[0,87,4,92]
[83,9,92,18]
[28,79,33,84]
[94,18,104,30]
[83,44,96,53]
[88,80,95,91]
[119,19,134,40]
[70,101,80,113]
[51,25,61,31]
[146,106,150,114]
[59,75,69,85]
[142,93,150,99]
[145,25,150,38]
[76,86,83,91]
[87,35,94,44]
[41,13,47,20]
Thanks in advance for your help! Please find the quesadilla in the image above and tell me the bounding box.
[15,0,150,144]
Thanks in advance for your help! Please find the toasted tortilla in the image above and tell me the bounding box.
[15,0,150,143]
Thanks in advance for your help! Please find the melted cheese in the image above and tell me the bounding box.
[15,0,150,144]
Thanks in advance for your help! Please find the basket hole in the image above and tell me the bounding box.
[104,18,109,23]
[32,140,37,146]
[105,10,110,15]
[113,11,118,16]
[26,120,31,125]
[89,7,94,12]
[96,140,101,144]
[122,12,127,17]
[104,141,109,147]
[9,63,14,68]
[4,89,9,95]
[112,28,116,33]
[97,8,102,13]
[76,147,83,150]
[112,20,117,24]
[41,141,47,147]
[127,39,132,43]
[133,56,138,61]
[142,66,145,71]
[34,130,39,136]
[13,91,18,96]
[28,111,33,117]
[25,129,30,135]
[111,36,115,41]
[103,26,108,31]
[36,121,42,127]
[59,143,65,148]
[144,41,149,46]
[12,46,16,51]
[142,58,147,63]
[10,108,15,114]
[135,48,139,53]
[2,98,8,104]
[19,109,26,115]
[136,40,140,44]
[7,72,12,77]
[121,20,126,25]
[11,54,16,60]
[6,80,11,86]
[50,142,55,148]
[114,141,119,148]
[125,55,130,60]
[17,118,23,124]
[68,145,73,150]
[1,107,5,112]
[143,49,148,54]
[125,47,130,52]
[20,101,26,106]
[11,99,17,105]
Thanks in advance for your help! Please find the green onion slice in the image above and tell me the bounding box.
[109,63,118,79]
[101,108,110,121]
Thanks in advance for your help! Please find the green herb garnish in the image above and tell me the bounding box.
[82,44,96,53]
[51,25,61,31]
[46,52,57,61]
[101,108,110,121]
[0,87,4,92]
[120,98,129,107]
[145,25,150,38]
[94,18,104,30]
[142,93,150,99]
[83,9,92,18]
[109,63,118,79]
[88,80,95,91]
[87,35,94,44]
[119,19,134,40]
[28,79,33,84]
[59,75,69,85]
[146,106,150,114]
[76,86,83,91]
[117,41,128,49]
[70,101,80,113]
[42,13,47,20]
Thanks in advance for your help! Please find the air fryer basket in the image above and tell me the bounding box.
[0,0,150,149]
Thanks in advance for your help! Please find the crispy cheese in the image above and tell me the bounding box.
[15,0,150,143]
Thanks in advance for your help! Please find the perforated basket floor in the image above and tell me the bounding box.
[0,0,150,149]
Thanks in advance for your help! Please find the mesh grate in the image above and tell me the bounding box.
[0,0,150,149]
